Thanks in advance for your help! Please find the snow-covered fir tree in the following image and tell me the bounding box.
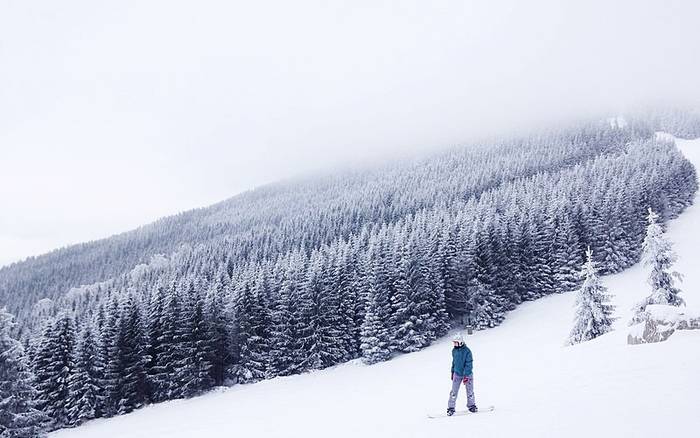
[111,294,148,415]
[203,268,232,386]
[465,278,505,330]
[298,249,345,370]
[360,237,393,364]
[183,282,214,396]
[171,281,201,398]
[568,248,616,345]
[551,211,584,292]
[334,243,363,361]
[98,298,120,417]
[268,252,304,377]
[438,222,468,319]
[630,208,685,324]
[232,269,270,383]
[389,227,415,353]
[0,308,47,437]
[150,283,180,402]
[359,289,392,365]
[65,322,100,427]
[33,314,76,429]
[145,281,167,403]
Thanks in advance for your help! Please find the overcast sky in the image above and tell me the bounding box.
[1,0,699,267]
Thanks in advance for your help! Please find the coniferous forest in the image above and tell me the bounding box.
[1,110,699,433]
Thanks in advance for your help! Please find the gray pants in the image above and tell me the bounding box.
[447,374,475,409]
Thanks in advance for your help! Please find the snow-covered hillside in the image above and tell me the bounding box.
[53,137,700,438]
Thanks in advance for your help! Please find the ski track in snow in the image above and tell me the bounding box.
[53,137,700,438]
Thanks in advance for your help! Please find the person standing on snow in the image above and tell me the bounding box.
[447,332,477,416]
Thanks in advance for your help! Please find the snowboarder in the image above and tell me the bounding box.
[447,332,477,416]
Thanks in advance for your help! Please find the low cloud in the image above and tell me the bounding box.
[1,0,699,263]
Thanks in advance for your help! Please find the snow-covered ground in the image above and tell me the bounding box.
[53,137,700,438]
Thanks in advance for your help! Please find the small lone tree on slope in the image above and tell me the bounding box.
[630,208,684,325]
[568,248,616,345]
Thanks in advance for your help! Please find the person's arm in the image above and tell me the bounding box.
[464,348,473,376]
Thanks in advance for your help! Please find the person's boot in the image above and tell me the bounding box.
[447,407,455,416]
[468,405,478,413]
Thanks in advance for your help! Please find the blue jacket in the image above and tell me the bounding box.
[451,345,473,377]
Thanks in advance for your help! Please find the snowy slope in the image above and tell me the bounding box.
[53,137,700,438]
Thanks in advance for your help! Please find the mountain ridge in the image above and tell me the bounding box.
[2,115,668,321]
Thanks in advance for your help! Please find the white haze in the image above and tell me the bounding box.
[1,0,699,266]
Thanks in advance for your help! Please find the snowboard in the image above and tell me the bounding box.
[427,405,494,419]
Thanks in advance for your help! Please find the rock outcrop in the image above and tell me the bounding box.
[627,304,700,345]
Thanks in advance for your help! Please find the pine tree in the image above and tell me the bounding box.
[33,314,76,428]
[631,208,685,324]
[391,226,435,353]
[465,278,505,330]
[489,215,518,309]
[421,220,451,338]
[335,243,361,360]
[65,322,100,426]
[152,282,181,401]
[298,249,345,370]
[598,191,632,273]
[99,297,120,417]
[269,252,304,377]
[502,212,525,307]
[115,294,146,414]
[462,221,508,329]
[172,281,198,398]
[204,268,231,386]
[91,303,108,418]
[267,263,295,377]
[233,269,269,383]
[551,212,583,292]
[183,282,214,396]
[439,223,467,319]
[0,307,48,437]
[568,248,616,345]
[529,217,556,298]
[106,294,147,415]
[359,288,392,364]
[514,215,537,303]
[145,281,166,403]
[390,228,414,353]
[359,239,392,364]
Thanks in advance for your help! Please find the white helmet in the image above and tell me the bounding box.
[452,332,465,344]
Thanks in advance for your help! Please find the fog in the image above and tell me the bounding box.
[1,0,699,266]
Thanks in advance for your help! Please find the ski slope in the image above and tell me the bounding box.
[53,137,700,438]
